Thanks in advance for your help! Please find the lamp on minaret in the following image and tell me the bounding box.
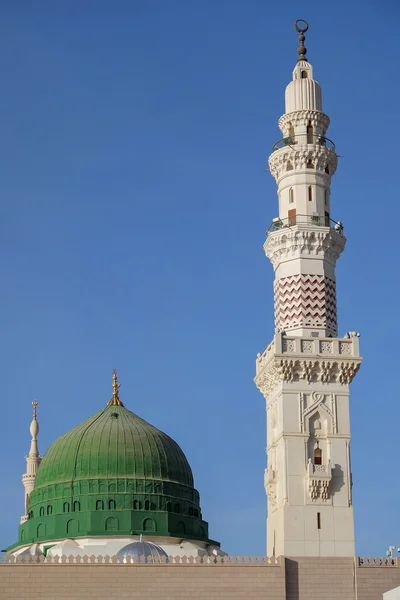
[20,401,42,524]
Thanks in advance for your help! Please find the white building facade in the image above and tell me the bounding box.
[254,21,362,558]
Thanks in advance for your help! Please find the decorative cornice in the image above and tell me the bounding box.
[264,227,346,269]
[255,356,361,396]
[278,110,330,135]
[255,335,362,397]
[268,145,337,181]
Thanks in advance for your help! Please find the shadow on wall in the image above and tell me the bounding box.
[285,558,299,600]
[330,464,345,495]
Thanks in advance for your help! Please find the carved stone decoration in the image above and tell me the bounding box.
[268,144,338,181]
[302,391,334,434]
[282,338,295,353]
[320,360,333,383]
[254,340,361,397]
[264,227,346,270]
[301,360,315,383]
[264,466,277,510]
[339,362,357,384]
[321,341,333,354]
[306,459,332,501]
[282,360,296,382]
[278,109,330,136]
[301,340,314,354]
[339,342,352,355]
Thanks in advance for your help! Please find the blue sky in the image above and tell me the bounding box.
[1,0,399,557]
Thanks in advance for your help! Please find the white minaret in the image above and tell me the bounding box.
[254,20,362,558]
[20,401,41,524]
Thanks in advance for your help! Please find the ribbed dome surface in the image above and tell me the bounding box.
[34,404,193,489]
[117,541,168,562]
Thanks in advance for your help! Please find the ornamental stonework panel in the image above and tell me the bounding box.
[274,274,337,335]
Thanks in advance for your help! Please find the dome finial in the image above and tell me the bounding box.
[294,19,309,62]
[108,369,124,407]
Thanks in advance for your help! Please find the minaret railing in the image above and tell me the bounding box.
[271,133,336,153]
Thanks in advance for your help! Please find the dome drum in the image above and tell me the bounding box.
[16,507,211,548]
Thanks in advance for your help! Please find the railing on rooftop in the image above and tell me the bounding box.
[271,134,336,153]
[266,214,344,237]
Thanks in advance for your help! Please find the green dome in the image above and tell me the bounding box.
[13,400,215,551]
[34,404,194,489]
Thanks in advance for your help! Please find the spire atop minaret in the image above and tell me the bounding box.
[29,400,39,457]
[294,19,309,62]
[107,369,124,407]
[21,401,42,524]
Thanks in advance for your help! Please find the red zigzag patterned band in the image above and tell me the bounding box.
[274,274,337,335]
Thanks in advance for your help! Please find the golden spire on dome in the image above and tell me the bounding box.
[107,369,124,406]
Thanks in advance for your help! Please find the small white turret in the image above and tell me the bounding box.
[20,401,42,524]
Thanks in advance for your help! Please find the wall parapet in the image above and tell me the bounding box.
[358,557,397,567]
[0,553,281,566]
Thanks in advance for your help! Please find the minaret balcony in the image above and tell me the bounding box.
[266,214,344,237]
[271,133,335,153]
[306,459,333,502]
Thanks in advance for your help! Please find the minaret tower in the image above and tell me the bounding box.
[255,20,362,557]
[20,401,41,524]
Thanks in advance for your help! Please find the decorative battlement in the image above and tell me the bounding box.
[0,553,281,566]
[255,333,362,396]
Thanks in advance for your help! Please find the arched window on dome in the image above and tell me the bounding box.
[105,517,118,531]
[289,188,294,204]
[177,522,186,534]
[63,502,70,513]
[301,70,308,79]
[325,165,330,174]
[144,500,150,510]
[73,501,80,512]
[166,501,172,512]
[194,509,199,518]
[47,505,52,516]
[143,518,157,532]
[109,499,116,510]
[96,500,104,511]
[133,500,142,510]
[189,507,193,516]
[40,507,44,517]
